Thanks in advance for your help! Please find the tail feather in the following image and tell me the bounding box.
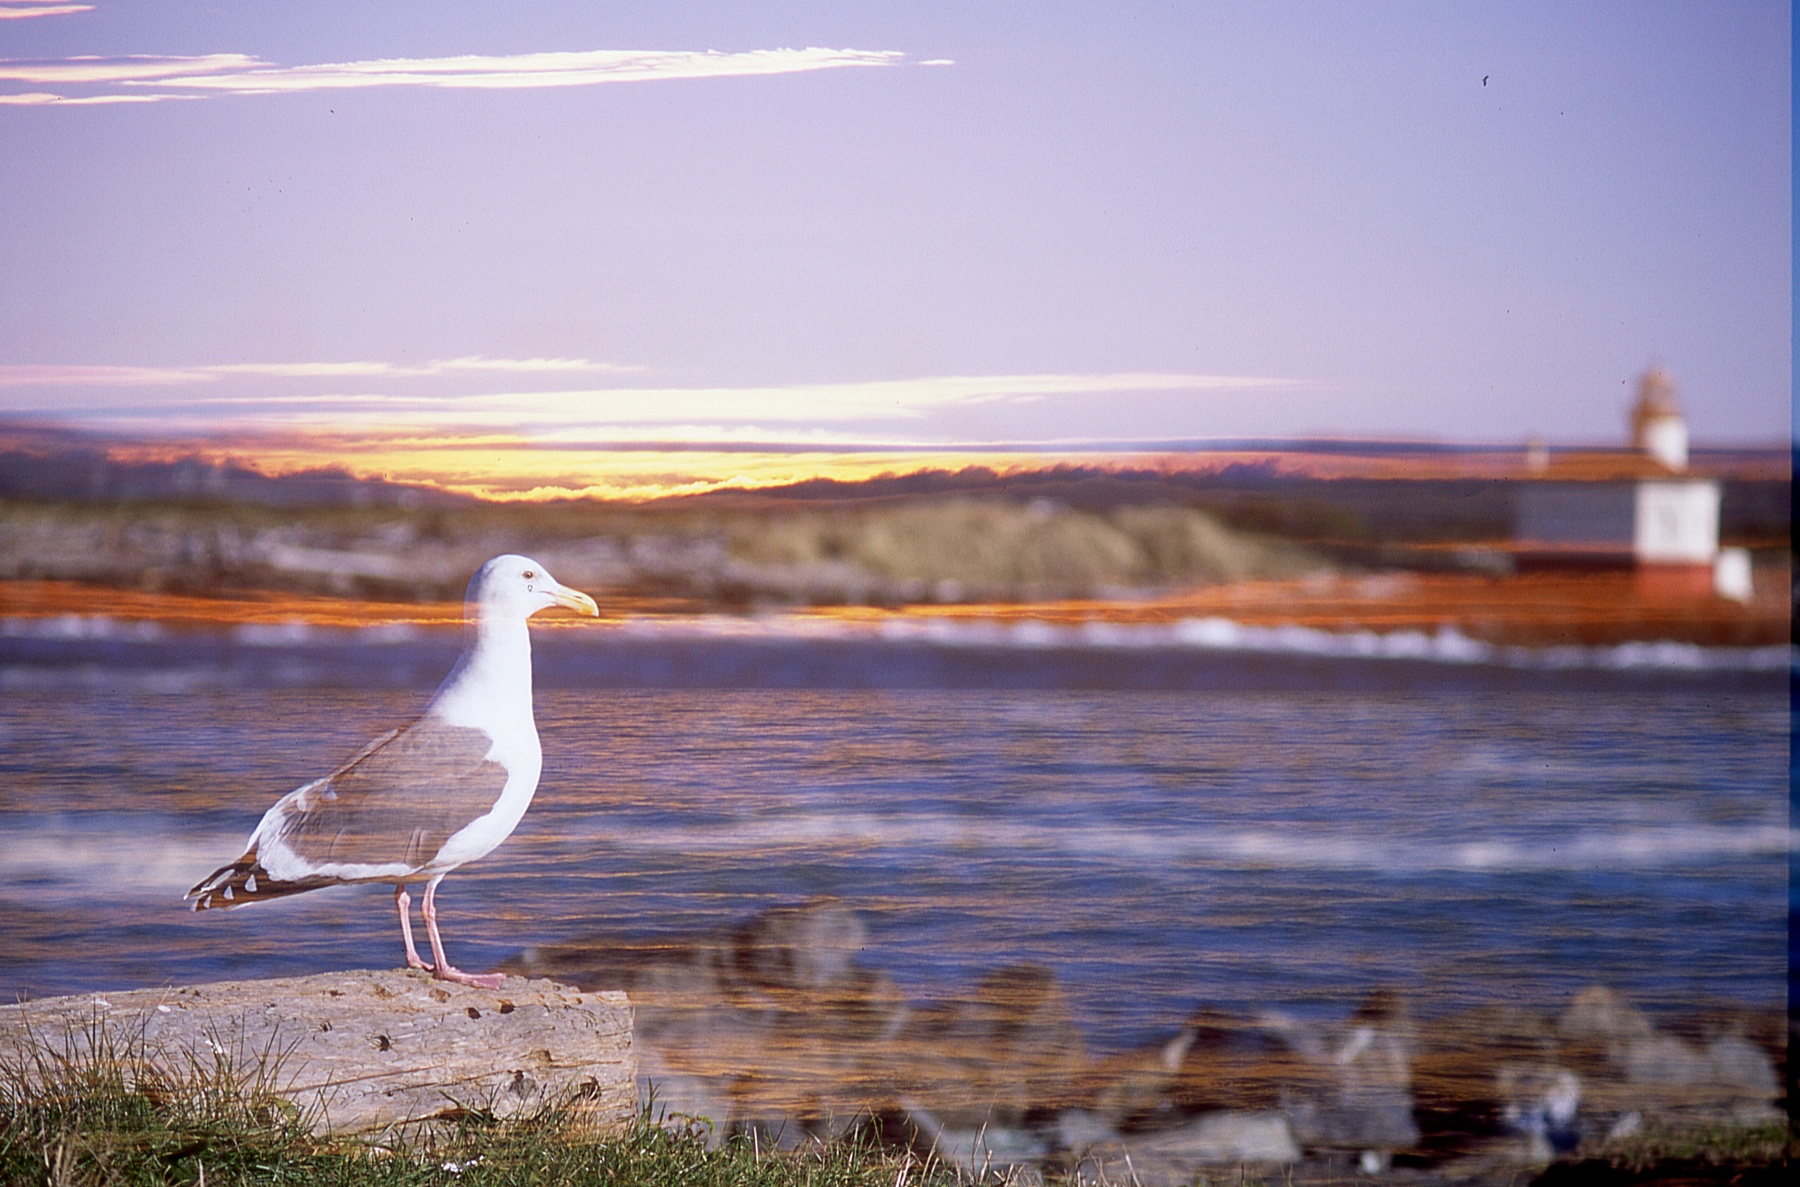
[186,856,330,910]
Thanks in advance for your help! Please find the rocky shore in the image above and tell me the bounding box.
[506,901,1786,1184]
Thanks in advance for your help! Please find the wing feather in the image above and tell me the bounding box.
[266,717,511,872]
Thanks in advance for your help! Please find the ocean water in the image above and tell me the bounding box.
[0,619,1788,1050]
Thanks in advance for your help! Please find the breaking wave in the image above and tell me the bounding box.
[573,813,1794,874]
[607,613,1792,671]
[8,816,1787,903]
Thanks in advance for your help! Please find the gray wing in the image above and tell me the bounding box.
[269,717,510,870]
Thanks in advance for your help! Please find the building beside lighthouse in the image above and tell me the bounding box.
[1514,367,1745,598]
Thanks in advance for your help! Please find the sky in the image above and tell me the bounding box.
[0,1,1790,498]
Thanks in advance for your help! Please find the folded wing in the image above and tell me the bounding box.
[188,717,510,909]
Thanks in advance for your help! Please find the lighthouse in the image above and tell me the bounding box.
[1512,365,1747,599]
[1629,365,1688,471]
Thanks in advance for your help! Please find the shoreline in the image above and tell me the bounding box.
[1,569,1789,652]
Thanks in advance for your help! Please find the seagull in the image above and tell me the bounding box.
[187,554,599,988]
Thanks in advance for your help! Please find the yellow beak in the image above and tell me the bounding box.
[550,584,600,617]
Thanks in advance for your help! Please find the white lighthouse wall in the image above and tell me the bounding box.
[1638,416,1689,470]
[1632,480,1719,564]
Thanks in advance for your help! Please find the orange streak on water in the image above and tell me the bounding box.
[0,583,700,630]
[4,569,1786,648]
[0,581,460,630]
[802,571,1792,648]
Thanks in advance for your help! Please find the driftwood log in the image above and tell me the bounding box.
[0,969,635,1136]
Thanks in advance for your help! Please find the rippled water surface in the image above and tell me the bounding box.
[0,633,1787,1049]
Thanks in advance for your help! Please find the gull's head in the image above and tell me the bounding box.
[468,554,599,622]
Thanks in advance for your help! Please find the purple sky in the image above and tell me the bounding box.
[0,1,1790,476]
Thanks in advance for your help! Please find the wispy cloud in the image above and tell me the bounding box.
[206,356,645,379]
[0,91,190,105]
[0,53,255,82]
[0,357,640,386]
[1,45,908,105]
[0,2,93,21]
[0,365,1307,447]
[395,373,1293,430]
[0,363,207,386]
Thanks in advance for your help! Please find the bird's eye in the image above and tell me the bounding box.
[523,570,536,580]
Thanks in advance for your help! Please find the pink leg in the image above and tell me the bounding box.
[395,885,433,972]
[420,877,504,989]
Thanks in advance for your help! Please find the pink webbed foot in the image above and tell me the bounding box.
[432,965,506,990]
[418,879,502,989]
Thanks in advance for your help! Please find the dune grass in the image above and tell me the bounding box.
[0,491,1325,605]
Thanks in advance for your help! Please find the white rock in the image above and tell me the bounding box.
[1135,1111,1301,1163]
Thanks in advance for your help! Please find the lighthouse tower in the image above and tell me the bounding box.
[1629,365,1688,471]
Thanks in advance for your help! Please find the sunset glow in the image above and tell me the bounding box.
[1,357,1783,501]
[49,430,1778,503]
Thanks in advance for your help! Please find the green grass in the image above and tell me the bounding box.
[0,1043,956,1187]
[2,1085,957,1187]
[5,1020,1789,1186]
[1585,1118,1792,1169]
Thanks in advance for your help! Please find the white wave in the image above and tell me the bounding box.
[0,615,434,645]
[2,608,1789,671]
[234,620,427,645]
[3,814,1787,903]
[563,813,1794,874]
[0,830,247,897]
[0,614,165,641]
[233,620,316,645]
[616,612,1791,672]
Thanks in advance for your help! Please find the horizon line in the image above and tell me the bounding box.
[0,418,1792,457]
